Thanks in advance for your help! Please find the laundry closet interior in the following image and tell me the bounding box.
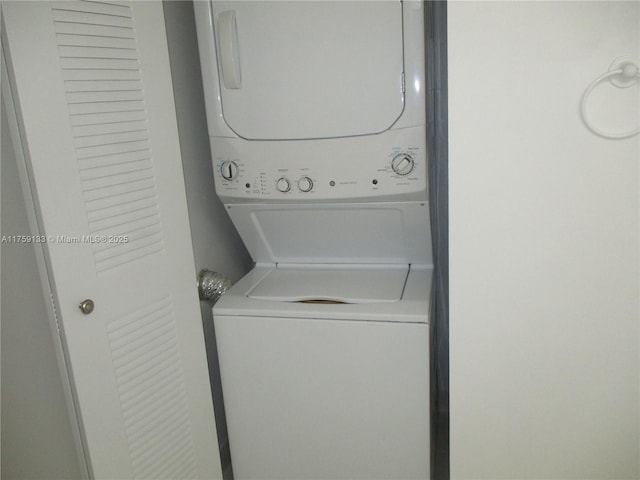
[3,1,638,480]
[2,1,441,478]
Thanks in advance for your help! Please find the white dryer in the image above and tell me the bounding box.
[195,1,432,478]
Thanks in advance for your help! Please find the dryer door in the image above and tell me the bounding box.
[211,1,405,140]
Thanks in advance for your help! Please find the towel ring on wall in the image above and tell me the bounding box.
[580,57,640,139]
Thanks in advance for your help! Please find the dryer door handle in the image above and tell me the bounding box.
[218,10,242,89]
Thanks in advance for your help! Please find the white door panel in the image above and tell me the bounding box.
[2,2,222,478]
[211,1,405,140]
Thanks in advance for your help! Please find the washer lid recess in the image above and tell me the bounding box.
[212,1,405,140]
[247,265,409,304]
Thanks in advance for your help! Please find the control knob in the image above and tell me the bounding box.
[220,160,239,181]
[276,177,291,193]
[391,153,415,176]
[298,176,314,192]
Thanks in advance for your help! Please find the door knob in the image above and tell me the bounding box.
[79,299,94,315]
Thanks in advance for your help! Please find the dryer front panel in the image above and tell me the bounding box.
[209,1,405,140]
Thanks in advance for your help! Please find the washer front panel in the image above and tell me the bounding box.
[214,313,430,479]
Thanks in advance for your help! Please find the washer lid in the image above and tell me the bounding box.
[247,265,408,304]
[211,1,404,140]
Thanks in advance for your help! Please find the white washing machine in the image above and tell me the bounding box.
[195,1,432,478]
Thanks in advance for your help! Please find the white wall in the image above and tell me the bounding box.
[163,2,252,285]
[448,2,639,478]
[1,92,83,480]
[162,2,253,473]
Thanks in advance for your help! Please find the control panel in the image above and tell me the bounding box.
[211,125,427,201]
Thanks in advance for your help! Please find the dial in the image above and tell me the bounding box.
[276,177,291,193]
[391,153,415,176]
[298,176,314,192]
[220,160,239,181]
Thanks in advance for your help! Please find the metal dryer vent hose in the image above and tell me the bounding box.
[198,269,232,305]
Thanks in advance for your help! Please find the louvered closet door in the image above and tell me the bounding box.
[2,2,222,479]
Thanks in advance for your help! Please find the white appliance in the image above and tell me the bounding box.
[195,1,433,478]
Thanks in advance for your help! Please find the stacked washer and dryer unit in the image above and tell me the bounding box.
[195,2,433,478]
